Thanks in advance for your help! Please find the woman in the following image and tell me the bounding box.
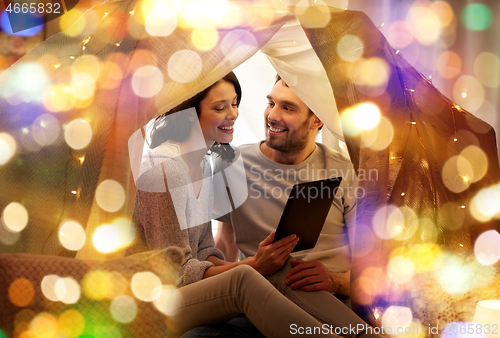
[128,72,368,338]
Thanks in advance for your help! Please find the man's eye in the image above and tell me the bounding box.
[267,102,274,107]
[284,106,292,111]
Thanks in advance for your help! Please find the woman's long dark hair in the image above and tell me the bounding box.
[149,72,241,162]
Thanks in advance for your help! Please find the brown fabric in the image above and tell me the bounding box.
[302,8,500,327]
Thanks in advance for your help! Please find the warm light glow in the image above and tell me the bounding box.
[442,155,474,193]
[474,52,500,89]
[82,270,114,300]
[110,295,138,323]
[71,55,101,81]
[372,205,418,241]
[70,73,96,100]
[387,256,414,284]
[436,255,475,294]
[430,1,455,28]
[93,225,121,253]
[64,118,93,150]
[9,278,34,307]
[55,277,81,304]
[43,84,74,112]
[132,66,164,98]
[154,284,182,315]
[59,220,86,251]
[191,26,219,51]
[29,313,58,338]
[406,6,441,45]
[354,58,389,92]
[59,9,85,37]
[167,50,202,83]
[95,179,126,213]
[99,61,124,90]
[112,217,135,248]
[220,29,258,67]
[294,3,330,28]
[131,272,162,302]
[2,202,29,233]
[470,184,500,222]
[57,310,85,338]
[474,230,500,266]
[202,0,229,21]
[3,63,49,102]
[341,102,382,137]
[31,114,60,147]
[0,132,16,165]
[145,9,177,37]
[381,306,413,332]
[459,145,488,183]
[41,275,62,302]
[453,75,485,112]
[387,21,413,48]
[337,35,364,62]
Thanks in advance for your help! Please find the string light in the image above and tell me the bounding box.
[461,205,465,209]
[401,192,406,196]
[71,190,77,195]
[129,10,134,15]
[54,64,60,69]
[396,50,400,54]
[78,156,85,164]
[70,56,75,59]
[409,89,415,92]
[454,138,458,142]
[411,121,417,125]
[115,43,120,47]
[378,23,385,29]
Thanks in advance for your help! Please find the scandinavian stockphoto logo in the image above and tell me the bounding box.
[128,108,248,230]
[4,0,79,33]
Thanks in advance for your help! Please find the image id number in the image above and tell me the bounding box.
[6,2,61,14]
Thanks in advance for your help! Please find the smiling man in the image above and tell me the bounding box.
[182,75,361,338]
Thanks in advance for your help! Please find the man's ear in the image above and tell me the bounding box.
[310,114,324,130]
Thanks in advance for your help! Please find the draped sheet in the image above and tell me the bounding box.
[0,1,499,335]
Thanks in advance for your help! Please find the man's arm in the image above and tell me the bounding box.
[214,222,239,262]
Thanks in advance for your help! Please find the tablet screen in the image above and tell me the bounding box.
[273,177,342,252]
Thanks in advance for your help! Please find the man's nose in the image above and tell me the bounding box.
[267,106,281,122]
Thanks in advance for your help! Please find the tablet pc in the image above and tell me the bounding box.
[273,177,342,252]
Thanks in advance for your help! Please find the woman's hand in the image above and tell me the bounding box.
[248,232,299,276]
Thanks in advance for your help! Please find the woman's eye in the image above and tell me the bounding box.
[215,106,225,111]
[231,104,238,108]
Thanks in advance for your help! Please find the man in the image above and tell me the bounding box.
[182,75,358,337]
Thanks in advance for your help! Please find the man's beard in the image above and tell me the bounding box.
[264,119,310,155]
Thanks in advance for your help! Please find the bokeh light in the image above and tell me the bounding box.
[294,3,330,29]
[474,52,500,89]
[59,220,86,251]
[93,225,120,253]
[191,26,219,51]
[71,73,96,100]
[436,50,462,79]
[387,21,413,49]
[60,9,85,37]
[145,9,177,37]
[337,35,364,62]
[470,184,500,222]
[220,29,258,67]
[82,270,114,300]
[167,49,202,84]
[459,145,487,183]
[1,202,29,233]
[437,202,466,230]
[57,310,85,337]
[341,102,382,137]
[360,116,394,151]
[55,277,81,304]
[41,275,62,302]
[29,313,58,338]
[154,284,182,315]
[441,155,474,193]
[0,132,17,165]
[387,256,414,285]
[406,6,441,45]
[132,66,164,98]
[111,217,135,248]
[64,118,93,150]
[99,61,124,90]
[381,306,413,333]
[372,205,418,241]
[9,278,34,307]
[2,63,49,102]
[202,0,229,21]
[43,84,74,113]
[436,254,475,294]
[453,75,485,112]
[110,295,138,323]
[71,55,101,81]
[131,271,162,302]
[95,179,126,212]
[354,58,389,94]
[31,113,60,147]
[430,1,454,28]
[461,3,492,31]
[474,230,500,266]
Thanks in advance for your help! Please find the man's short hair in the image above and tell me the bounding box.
[274,74,324,131]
